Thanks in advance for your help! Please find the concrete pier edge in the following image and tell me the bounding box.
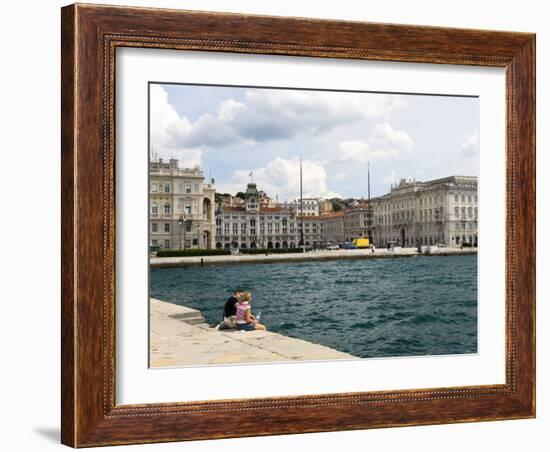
[149,297,357,367]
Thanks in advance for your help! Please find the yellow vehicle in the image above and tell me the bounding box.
[352,237,370,248]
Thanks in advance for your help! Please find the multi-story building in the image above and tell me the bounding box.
[287,198,320,217]
[215,183,298,250]
[370,176,478,248]
[322,212,345,244]
[299,216,325,248]
[343,204,372,242]
[319,199,334,215]
[212,174,477,251]
[149,158,216,250]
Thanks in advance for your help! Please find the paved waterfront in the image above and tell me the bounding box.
[150,247,476,268]
[150,298,356,367]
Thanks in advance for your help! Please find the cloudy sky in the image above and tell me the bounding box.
[150,83,478,201]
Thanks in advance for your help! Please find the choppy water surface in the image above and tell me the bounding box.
[150,255,477,358]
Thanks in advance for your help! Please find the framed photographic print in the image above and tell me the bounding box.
[61,3,536,447]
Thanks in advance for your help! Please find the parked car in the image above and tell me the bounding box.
[341,242,357,250]
[326,243,340,250]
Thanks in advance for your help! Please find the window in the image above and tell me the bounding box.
[468,195,472,203]
[164,184,170,193]
[164,203,171,214]
[185,222,192,232]
[192,239,198,246]
[151,239,158,246]
[454,206,459,218]
[454,194,458,202]
[461,194,465,202]
[164,239,170,249]
[185,204,192,215]
[151,223,158,232]
[151,183,158,192]
[185,185,191,194]
[151,202,158,215]
[164,223,170,232]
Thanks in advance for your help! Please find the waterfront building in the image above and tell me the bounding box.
[343,204,371,242]
[370,176,478,248]
[213,174,477,251]
[149,158,216,250]
[299,215,325,248]
[321,211,345,244]
[215,183,298,250]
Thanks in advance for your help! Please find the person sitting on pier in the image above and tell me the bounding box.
[223,288,243,321]
[235,291,266,331]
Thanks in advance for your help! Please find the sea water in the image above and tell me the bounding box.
[150,254,477,358]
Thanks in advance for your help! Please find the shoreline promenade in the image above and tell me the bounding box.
[150,298,356,367]
[150,247,477,268]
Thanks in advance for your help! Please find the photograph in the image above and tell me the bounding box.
[148,83,479,368]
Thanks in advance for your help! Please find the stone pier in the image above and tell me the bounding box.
[150,298,356,367]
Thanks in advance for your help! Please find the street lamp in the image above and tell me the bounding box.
[178,215,186,250]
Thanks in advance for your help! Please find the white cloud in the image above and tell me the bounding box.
[151,85,408,152]
[335,122,413,164]
[371,122,414,152]
[461,133,478,157]
[150,85,203,166]
[333,172,347,181]
[217,158,340,202]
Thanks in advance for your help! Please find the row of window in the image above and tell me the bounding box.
[151,201,198,215]
[151,222,193,233]
[150,182,201,194]
[151,238,199,250]
[375,193,478,212]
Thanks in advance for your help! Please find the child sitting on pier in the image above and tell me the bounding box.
[235,291,266,331]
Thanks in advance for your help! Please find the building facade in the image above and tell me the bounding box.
[149,159,216,250]
[211,175,477,251]
[215,183,298,250]
[343,205,372,242]
[320,212,345,244]
[286,198,320,217]
[370,176,478,248]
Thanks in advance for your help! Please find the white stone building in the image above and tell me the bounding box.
[149,159,216,250]
[286,198,320,217]
[370,176,478,248]
[215,183,298,250]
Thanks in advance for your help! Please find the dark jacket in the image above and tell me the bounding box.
[223,296,238,319]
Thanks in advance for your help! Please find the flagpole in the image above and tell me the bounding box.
[300,158,304,253]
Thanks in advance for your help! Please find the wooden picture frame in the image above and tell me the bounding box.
[61,3,535,447]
